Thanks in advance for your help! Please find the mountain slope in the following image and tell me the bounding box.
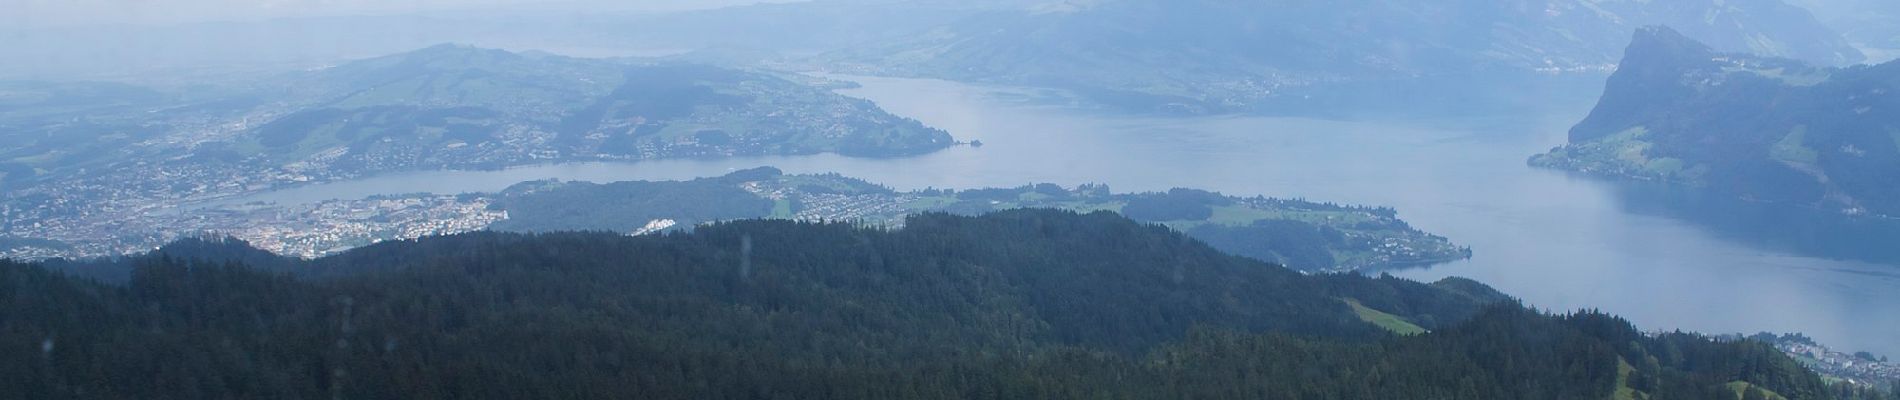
[245,45,953,174]
[1533,26,1900,216]
[1789,0,1900,56]
[1,210,1836,399]
[0,45,955,259]
[828,0,1862,114]
[0,45,952,183]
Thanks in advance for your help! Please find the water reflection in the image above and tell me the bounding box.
[1608,178,1900,268]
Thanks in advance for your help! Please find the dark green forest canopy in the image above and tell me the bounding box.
[0,210,1864,399]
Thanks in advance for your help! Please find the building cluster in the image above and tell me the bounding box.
[790,193,918,225]
[1777,341,1900,386]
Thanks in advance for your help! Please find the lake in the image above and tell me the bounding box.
[225,75,1900,357]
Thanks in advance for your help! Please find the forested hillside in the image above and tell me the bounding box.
[0,210,1864,399]
[1534,26,1900,217]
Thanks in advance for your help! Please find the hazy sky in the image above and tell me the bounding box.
[5,0,806,28]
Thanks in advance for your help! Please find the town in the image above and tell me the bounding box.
[1767,334,1900,387]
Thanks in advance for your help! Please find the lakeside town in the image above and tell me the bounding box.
[1770,335,1900,387]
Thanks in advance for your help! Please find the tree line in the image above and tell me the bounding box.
[0,209,1880,399]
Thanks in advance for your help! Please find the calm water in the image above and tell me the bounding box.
[228,76,1900,356]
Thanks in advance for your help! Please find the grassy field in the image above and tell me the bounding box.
[1206,205,1372,226]
[1614,358,1641,400]
[1343,298,1427,336]
[1531,125,1715,183]
[1725,381,1788,400]
[1771,126,1819,165]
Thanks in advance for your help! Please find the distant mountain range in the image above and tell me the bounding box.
[1791,0,1900,52]
[1533,26,1900,217]
[248,45,951,172]
[4,0,1869,116]
[820,0,1864,113]
[0,44,949,187]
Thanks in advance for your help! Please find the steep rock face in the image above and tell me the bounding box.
[1568,26,1737,143]
[1536,26,1900,215]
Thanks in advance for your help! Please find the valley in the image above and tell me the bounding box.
[4,0,1900,396]
[6,70,1896,361]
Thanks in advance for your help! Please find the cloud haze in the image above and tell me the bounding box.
[4,0,803,28]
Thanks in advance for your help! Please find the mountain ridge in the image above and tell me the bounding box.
[824,0,1863,114]
[1533,25,1900,216]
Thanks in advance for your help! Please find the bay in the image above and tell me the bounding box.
[221,75,1900,357]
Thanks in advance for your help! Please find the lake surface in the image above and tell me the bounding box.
[229,75,1900,357]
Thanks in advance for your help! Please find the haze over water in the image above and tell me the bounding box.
[228,75,1900,357]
